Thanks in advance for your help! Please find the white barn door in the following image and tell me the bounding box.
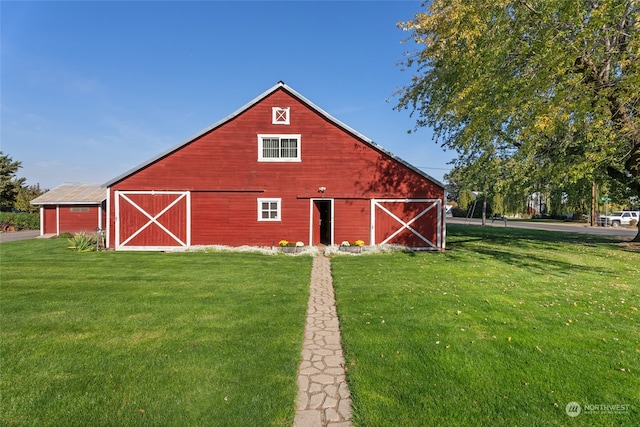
[370,199,442,249]
[115,191,191,250]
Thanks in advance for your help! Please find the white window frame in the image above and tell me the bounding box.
[272,107,290,125]
[258,198,282,222]
[258,134,301,162]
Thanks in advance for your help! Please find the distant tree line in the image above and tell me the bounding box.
[445,160,638,221]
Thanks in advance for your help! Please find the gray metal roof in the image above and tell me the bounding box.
[31,183,106,205]
[103,81,445,189]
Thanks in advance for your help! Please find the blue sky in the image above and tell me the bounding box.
[2,1,455,190]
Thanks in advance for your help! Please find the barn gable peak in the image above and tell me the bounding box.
[102,82,444,189]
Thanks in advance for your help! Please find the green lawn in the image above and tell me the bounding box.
[332,225,639,426]
[3,228,638,426]
[0,239,311,427]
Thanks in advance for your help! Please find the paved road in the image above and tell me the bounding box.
[447,217,638,239]
[0,230,41,243]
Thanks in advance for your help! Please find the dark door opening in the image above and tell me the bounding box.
[314,200,332,245]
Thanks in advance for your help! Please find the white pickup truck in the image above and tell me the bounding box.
[597,210,640,227]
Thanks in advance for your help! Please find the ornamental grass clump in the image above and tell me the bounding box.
[67,231,97,252]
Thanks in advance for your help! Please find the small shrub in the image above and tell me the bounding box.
[67,232,96,252]
[631,219,638,227]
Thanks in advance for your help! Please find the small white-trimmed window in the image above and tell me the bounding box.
[272,107,290,125]
[258,134,301,162]
[258,198,281,221]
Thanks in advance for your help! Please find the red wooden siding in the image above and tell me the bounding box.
[333,199,370,245]
[59,206,96,234]
[42,204,104,235]
[109,92,440,198]
[190,193,311,246]
[107,86,445,249]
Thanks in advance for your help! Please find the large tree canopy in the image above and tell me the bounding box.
[396,0,639,238]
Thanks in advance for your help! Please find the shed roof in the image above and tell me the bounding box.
[103,81,445,189]
[31,183,106,205]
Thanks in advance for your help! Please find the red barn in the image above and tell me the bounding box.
[31,183,106,236]
[102,82,446,250]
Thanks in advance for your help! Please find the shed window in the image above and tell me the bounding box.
[70,207,90,212]
[258,134,301,162]
[258,198,281,221]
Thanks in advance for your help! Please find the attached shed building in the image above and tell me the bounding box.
[102,82,446,250]
[30,183,106,236]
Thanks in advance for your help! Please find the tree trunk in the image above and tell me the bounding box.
[590,181,596,227]
[481,179,487,226]
[633,224,640,242]
[481,197,487,226]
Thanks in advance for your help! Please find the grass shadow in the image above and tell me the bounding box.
[445,225,623,276]
[447,223,623,246]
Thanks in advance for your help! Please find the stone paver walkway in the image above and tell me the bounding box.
[293,255,352,427]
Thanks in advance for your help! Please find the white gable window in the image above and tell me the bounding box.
[258,198,281,221]
[272,107,290,125]
[258,134,301,162]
